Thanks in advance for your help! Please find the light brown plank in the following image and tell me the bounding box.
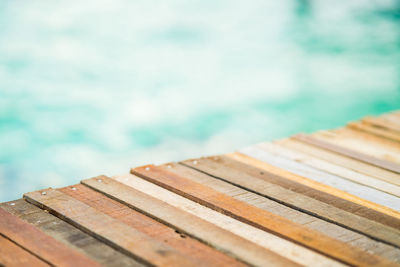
[362,115,400,133]
[59,184,245,267]
[236,145,400,220]
[0,206,100,267]
[348,121,400,143]
[24,188,203,267]
[279,138,400,187]
[0,235,50,267]
[193,155,400,246]
[293,133,400,174]
[158,162,400,262]
[236,143,400,220]
[83,176,299,267]
[132,165,394,267]
[112,174,340,266]
[0,199,144,267]
[260,142,400,198]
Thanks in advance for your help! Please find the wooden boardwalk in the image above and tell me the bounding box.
[1,111,400,266]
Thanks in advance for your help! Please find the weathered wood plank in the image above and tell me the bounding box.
[279,138,400,187]
[0,235,50,267]
[348,121,400,143]
[0,206,100,267]
[111,173,340,266]
[362,116,400,133]
[181,156,400,248]
[0,199,144,267]
[240,144,400,210]
[293,133,400,174]
[314,128,400,163]
[132,165,394,267]
[83,176,298,267]
[159,162,400,262]
[24,189,203,267]
[232,145,400,221]
[59,184,245,267]
[258,142,400,197]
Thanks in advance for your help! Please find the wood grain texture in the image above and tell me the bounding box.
[59,184,245,267]
[158,162,400,262]
[82,176,297,267]
[24,188,202,267]
[238,145,400,213]
[132,164,394,267]
[240,146,400,211]
[0,235,49,267]
[0,199,144,267]
[314,128,400,163]
[279,138,400,187]
[348,121,400,143]
[111,173,341,266]
[0,205,100,267]
[232,145,400,221]
[293,133,400,173]
[259,142,400,197]
[181,156,400,248]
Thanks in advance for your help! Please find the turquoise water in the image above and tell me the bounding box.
[1,1,400,202]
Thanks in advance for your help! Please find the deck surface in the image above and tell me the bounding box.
[1,111,400,266]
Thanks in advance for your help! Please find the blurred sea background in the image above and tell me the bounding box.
[1,0,400,202]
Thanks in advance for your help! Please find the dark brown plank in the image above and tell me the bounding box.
[59,184,246,267]
[293,133,400,174]
[0,235,49,267]
[24,189,202,267]
[0,206,101,267]
[181,156,400,248]
[0,199,143,267]
[82,176,298,267]
[132,165,394,267]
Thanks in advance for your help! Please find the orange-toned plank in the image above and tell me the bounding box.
[24,189,202,267]
[293,133,400,173]
[0,207,100,267]
[229,151,400,226]
[82,176,298,267]
[132,165,394,267]
[0,235,49,267]
[59,184,245,267]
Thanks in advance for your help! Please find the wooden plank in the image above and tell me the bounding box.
[110,174,342,267]
[24,189,203,267]
[232,147,400,224]
[293,133,400,174]
[132,165,394,267]
[361,116,400,134]
[181,156,400,248]
[82,176,299,267]
[234,144,400,222]
[0,199,144,267]
[258,142,400,197]
[278,138,400,187]
[0,206,100,267]
[59,184,245,267]
[348,121,400,143]
[314,128,400,162]
[158,162,400,262]
[0,235,50,267]
[241,144,400,209]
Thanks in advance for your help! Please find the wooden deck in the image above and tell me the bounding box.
[1,111,400,267]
